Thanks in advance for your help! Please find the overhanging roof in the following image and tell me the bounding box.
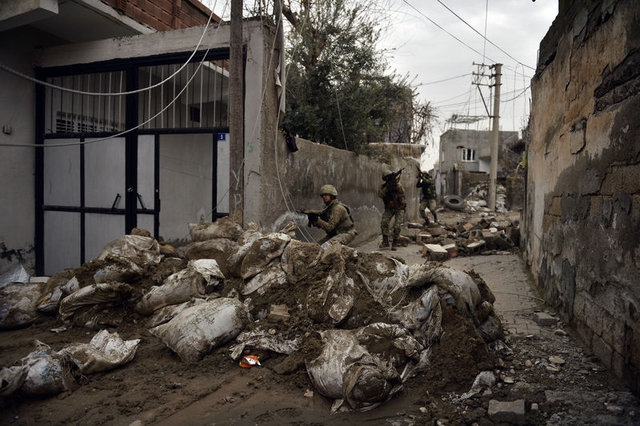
[0,0,152,42]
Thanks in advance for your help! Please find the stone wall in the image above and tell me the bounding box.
[260,137,422,246]
[524,0,640,393]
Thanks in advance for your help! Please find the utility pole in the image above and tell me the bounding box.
[488,64,501,212]
[229,0,244,224]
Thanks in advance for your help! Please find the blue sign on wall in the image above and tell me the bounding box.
[218,133,227,141]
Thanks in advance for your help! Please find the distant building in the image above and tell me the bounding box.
[436,128,518,197]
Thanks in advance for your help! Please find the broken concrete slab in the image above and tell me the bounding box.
[423,244,449,261]
[533,312,559,326]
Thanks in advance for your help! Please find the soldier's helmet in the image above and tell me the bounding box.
[320,184,338,197]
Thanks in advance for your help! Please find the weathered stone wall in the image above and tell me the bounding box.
[261,137,422,246]
[524,0,640,392]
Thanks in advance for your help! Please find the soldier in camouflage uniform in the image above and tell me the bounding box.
[416,171,438,226]
[310,184,357,248]
[378,169,406,250]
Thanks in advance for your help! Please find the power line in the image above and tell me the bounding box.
[435,0,535,71]
[401,0,499,64]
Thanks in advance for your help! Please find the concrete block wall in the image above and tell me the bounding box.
[524,0,640,393]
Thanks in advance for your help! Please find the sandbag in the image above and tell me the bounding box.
[97,234,162,265]
[37,270,75,313]
[388,286,443,346]
[19,342,76,397]
[280,239,323,283]
[0,263,30,289]
[306,272,356,325]
[149,297,250,363]
[188,217,244,241]
[59,282,135,322]
[240,233,291,280]
[241,265,287,296]
[136,259,224,315]
[0,365,29,396]
[305,328,404,411]
[0,282,44,329]
[356,253,408,308]
[60,329,140,374]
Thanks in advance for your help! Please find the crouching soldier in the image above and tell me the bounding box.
[307,184,357,248]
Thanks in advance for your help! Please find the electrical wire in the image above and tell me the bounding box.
[435,0,535,71]
[0,1,222,97]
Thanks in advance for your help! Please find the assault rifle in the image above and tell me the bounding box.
[382,168,404,185]
[301,209,323,227]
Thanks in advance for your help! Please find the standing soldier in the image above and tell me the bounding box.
[416,170,438,226]
[378,168,406,250]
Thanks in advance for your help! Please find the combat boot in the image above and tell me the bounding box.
[381,235,389,248]
[391,239,398,251]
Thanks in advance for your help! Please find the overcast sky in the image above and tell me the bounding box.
[203,0,558,169]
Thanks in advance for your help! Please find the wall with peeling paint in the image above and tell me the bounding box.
[524,0,640,393]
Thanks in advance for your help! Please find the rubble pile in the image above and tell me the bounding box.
[410,211,520,260]
[0,217,505,412]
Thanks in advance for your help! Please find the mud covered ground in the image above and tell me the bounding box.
[1,211,639,425]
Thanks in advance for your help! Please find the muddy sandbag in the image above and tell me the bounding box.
[241,265,288,296]
[97,234,162,265]
[306,272,356,325]
[281,239,323,283]
[428,267,482,315]
[180,238,237,276]
[356,253,408,308]
[19,342,76,397]
[136,259,224,315]
[240,232,291,280]
[388,286,443,346]
[60,329,140,374]
[0,282,44,329]
[93,257,143,284]
[229,326,303,360]
[37,269,75,313]
[305,329,403,411]
[0,263,30,289]
[146,299,205,328]
[0,365,29,396]
[226,227,264,278]
[149,297,250,363]
[59,282,135,322]
[353,323,425,369]
[188,217,244,241]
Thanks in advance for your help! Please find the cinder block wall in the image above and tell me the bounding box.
[524,0,640,393]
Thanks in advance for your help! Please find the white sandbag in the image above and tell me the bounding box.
[20,342,75,396]
[0,282,44,329]
[149,297,250,363]
[60,329,140,374]
[306,271,356,325]
[146,300,204,328]
[136,259,224,315]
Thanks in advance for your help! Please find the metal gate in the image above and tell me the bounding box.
[36,52,230,275]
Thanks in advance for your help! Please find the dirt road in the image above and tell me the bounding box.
[1,211,639,425]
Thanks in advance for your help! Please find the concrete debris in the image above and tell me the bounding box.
[403,209,519,258]
[533,312,559,326]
